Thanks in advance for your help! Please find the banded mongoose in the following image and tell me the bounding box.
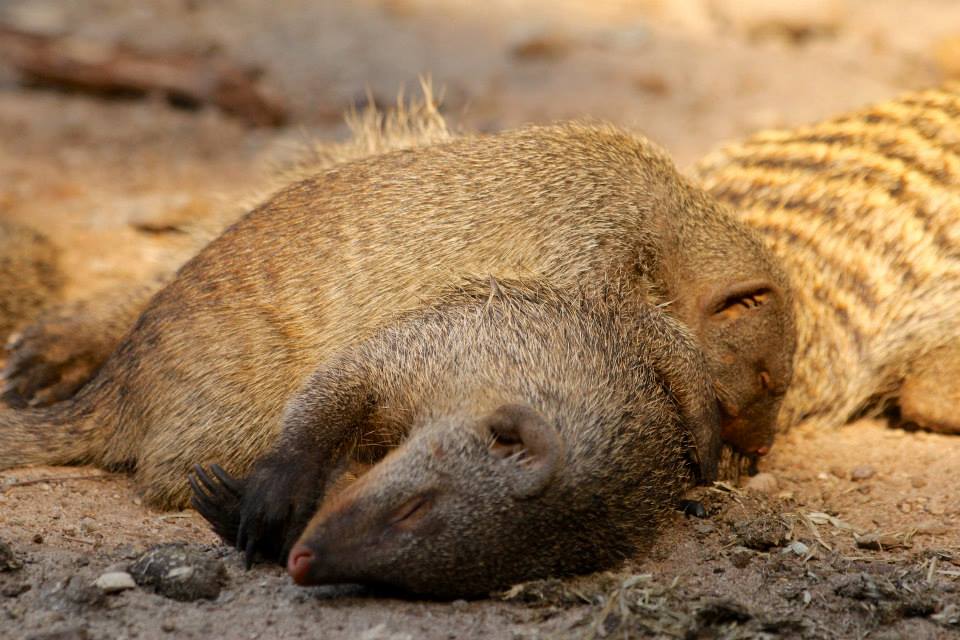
[695,83,960,436]
[0,121,792,507]
[0,220,61,342]
[192,278,717,598]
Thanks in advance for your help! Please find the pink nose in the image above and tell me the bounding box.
[287,544,315,585]
[754,445,770,457]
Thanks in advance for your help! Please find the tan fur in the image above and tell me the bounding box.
[0,121,791,507]
[695,83,960,433]
[0,220,61,340]
[2,87,454,408]
[2,280,163,407]
[195,279,710,597]
[277,79,453,187]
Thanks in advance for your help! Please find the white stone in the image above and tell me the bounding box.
[94,571,136,593]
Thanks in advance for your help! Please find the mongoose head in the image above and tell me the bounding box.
[697,275,794,457]
[286,400,685,599]
[658,189,797,458]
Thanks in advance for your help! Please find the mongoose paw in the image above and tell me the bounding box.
[190,464,245,545]
[235,459,324,570]
[2,315,108,407]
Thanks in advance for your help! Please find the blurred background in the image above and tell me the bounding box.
[2,0,960,298]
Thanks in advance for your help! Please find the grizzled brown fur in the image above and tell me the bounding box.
[193,278,716,597]
[0,220,61,341]
[2,91,453,408]
[2,281,164,407]
[0,120,790,507]
[696,83,960,435]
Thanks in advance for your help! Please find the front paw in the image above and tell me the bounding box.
[190,464,245,544]
[191,458,323,568]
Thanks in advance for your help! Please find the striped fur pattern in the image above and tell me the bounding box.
[695,84,960,430]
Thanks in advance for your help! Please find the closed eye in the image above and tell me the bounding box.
[388,494,434,530]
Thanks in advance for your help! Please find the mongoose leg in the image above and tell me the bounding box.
[194,357,394,567]
[899,343,960,434]
[2,281,161,407]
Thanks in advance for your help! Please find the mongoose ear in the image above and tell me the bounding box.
[479,404,564,498]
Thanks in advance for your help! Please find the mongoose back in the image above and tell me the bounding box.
[192,278,716,598]
[2,95,454,408]
[0,122,793,507]
[695,83,960,434]
[0,220,61,340]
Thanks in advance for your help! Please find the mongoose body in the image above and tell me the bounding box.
[0,220,61,340]
[696,84,960,434]
[0,122,793,507]
[193,279,716,598]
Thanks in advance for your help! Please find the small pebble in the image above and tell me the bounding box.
[161,621,176,633]
[32,533,43,544]
[850,465,876,481]
[679,499,708,518]
[129,543,226,602]
[79,518,97,535]
[94,572,137,594]
[828,466,847,479]
[0,539,23,572]
[728,546,753,568]
[910,476,927,488]
[744,472,779,494]
[734,514,788,550]
[783,541,810,557]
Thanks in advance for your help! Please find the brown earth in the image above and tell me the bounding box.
[0,1,958,638]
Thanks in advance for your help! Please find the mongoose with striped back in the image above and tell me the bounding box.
[695,83,960,436]
[193,277,717,597]
[0,120,792,510]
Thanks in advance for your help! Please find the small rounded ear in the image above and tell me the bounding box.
[479,404,563,498]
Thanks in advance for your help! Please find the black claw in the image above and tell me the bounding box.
[210,464,242,494]
[189,464,244,545]
[188,475,206,503]
[190,465,212,492]
[679,499,708,518]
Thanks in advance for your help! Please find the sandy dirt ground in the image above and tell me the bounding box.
[0,1,958,638]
